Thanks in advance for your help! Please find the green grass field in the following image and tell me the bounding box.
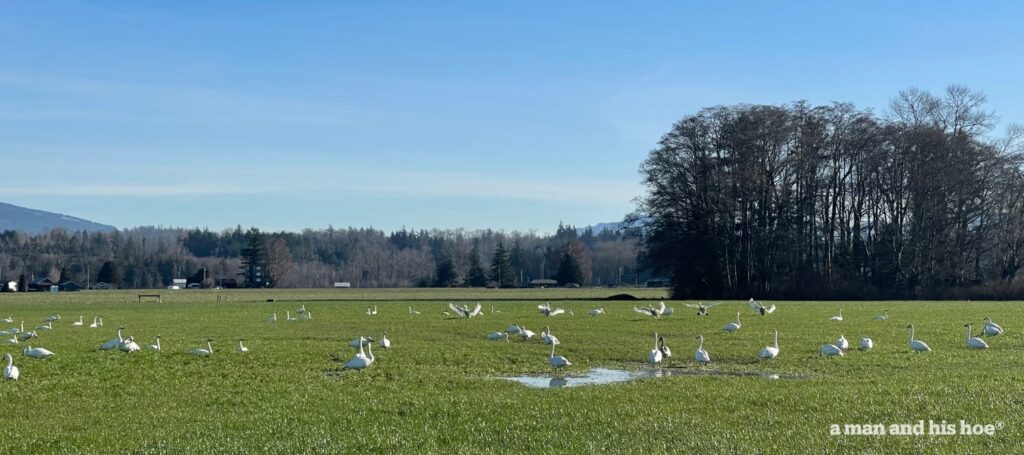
[0,288,1020,453]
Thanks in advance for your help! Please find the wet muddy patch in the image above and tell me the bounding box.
[501,367,810,388]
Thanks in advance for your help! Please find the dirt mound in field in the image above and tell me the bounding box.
[604,293,640,301]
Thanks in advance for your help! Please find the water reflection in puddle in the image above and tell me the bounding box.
[502,367,808,388]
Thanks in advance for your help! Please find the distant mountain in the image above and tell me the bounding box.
[0,202,116,234]
[577,221,624,234]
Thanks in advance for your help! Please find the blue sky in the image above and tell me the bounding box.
[2,1,1023,233]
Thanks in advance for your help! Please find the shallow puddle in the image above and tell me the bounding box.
[501,367,808,388]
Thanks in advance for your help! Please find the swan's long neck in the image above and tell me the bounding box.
[4,353,11,367]
[965,324,972,341]
[117,329,123,341]
[773,330,779,349]
[239,340,245,350]
[20,321,23,331]
[156,338,161,349]
[908,326,915,342]
[365,342,374,361]
[357,338,366,357]
[736,313,741,324]
[653,332,659,349]
[697,337,704,351]
[550,342,556,358]
[207,341,213,354]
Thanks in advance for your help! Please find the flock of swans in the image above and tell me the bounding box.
[0,298,1011,381]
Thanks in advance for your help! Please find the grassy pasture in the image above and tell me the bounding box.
[0,289,1021,453]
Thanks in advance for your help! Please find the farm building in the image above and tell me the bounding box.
[29,277,56,292]
[57,281,83,292]
[91,282,116,290]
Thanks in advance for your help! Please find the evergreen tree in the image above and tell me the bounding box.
[18,274,26,292]
[96,261,120,286]
[491,241,515,288]
[433,256,458,287]
[240,227,268,288]
[465,242,489,287]
[555,252,582,285]
[509,240,528,286]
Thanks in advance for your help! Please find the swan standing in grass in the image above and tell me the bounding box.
[749,298,776,315]
[35,321,52,331]
[694,335,711,365]
[448,303,482,318]
[486,331,509,342]
[658,336,672,359]
[505,324,521,334]
[820,344,844,357]
[859,337,873,350]
[344,337,374,370]
[191,339,214,356]
[2,333,17,345]
[982,317,1003,336]
[759,330,780,360]
[19,331,37,341]
[408,306,421,315]
[46,314,60,322]
[837,335,849,351]
[722,312,742,332]
[0,316,12,323]
[517,325,536,341]
[286,311,297,322]
[538,303,565,317]
[379,332,391,349]
[366,306,378,316]
[267,313,277,323]
[6,321,24,334]
[3,353,18,381]
[148,336,162,351]
[297,305,307,314]
[873,310,889,321]
[71,316,84,327]
[684,301,723,316]
[906,325,931,352]
[100,327,124,350]
[634,301,667,318]
[302,311,313,321]
[831,309,844,321]
[964,324,989,349]
[89,316,101,328]
[647,332,663,364]
[237,338,249,353]
[548,343,570,370]
[119,336,141,353]
[541,327,559,345]
[588,308,605,316]
[23,346,55,359]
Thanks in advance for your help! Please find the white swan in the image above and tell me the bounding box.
[448,303,481,318]
[964,324,989,349]
[46,314,60,322]
[23,345,55,359]
[749,298,776,315]
[538,303,565,317]
[302,311,313,321]
[541,327,559,345]
[634,301,667,318]
[722,312,741,332]
[344,337,374,370]
[408,306,421,315]
[19,331,37,341]
[89,316,101,328]
[873,310,889,321]
[2,333,17,345]
[549,342,570,369]
[820,344,844,357]
[830,309,843,321]
[486,331,509,342]
[859,337,873,350]
[191,339,214,356]
[267,313,277,323]
[297,305,307,314]
[379,332,391,349]
[684,301,723,316]
[907,325,931,352]
[588,308,605,316]
[658,336,672,358]
[837,335,849,351]
[35,321,53,331]
[982,317,1003,336]
[3,353,18,381]
[286,311,297,322]
[0,316,11,323]
[504,324,521,334]
[148,336,162,351]
[100,327,124,350]
[694,335,711,365]
[647,332,663,364]
[119,336,141,353]
[517,325,536,340]
[759,330,780,360]
[71,316,84,327]
[237,338,249,353]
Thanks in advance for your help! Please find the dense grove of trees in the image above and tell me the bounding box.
[0,223,642,289]
[632,86,1024,300]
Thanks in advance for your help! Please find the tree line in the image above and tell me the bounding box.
[0,222,643,289]
[632,85,1024,300]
